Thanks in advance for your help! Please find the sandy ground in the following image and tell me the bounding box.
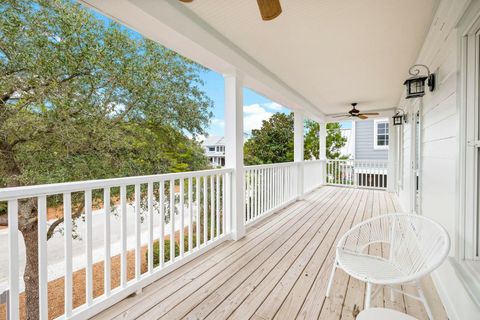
[0,245,148,320]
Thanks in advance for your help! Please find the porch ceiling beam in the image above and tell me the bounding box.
[80,0,325,122]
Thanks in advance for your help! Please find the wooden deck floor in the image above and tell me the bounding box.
[94,186,447,320]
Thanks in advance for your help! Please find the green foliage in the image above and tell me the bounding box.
[304,120,348,160]
[244,113,294,165]
[150,235,197,267]
[244,113,348,165]
[0,0,212,188]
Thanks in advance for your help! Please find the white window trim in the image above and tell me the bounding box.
[373,119,389,150]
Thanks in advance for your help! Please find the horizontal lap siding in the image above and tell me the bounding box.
[397,0,480,318]
[354,120,388,160]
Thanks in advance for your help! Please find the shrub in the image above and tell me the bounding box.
[148,235,197,267]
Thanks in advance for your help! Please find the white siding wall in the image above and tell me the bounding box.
[397,0,478,318]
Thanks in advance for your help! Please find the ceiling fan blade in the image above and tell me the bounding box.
[332,114,350,118]
[179,0,193,2]
[257,0,282,21]
[358,115,368,120]
[358,112,380,116]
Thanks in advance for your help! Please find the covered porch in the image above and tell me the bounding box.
[2,0,480,319]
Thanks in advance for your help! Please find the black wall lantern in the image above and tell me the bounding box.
[392,109,407,126]
[403,64,435,99]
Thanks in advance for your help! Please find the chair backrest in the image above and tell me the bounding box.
[338,213,450,279]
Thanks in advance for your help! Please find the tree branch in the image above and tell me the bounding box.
[46,202,84,240]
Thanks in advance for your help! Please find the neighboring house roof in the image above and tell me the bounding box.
[202,136,225,146]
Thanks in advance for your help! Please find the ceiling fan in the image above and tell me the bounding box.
[332,103,380,120]
[179,0,282,21]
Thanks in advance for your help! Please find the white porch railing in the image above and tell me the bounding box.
[244,162,299,225]
[303,159,326,193]
[0,168,232,320]
[244,160,325,225]
[0,159,352,319]
[325,159,388,189]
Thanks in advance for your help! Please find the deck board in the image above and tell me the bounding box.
[94,186,447,320]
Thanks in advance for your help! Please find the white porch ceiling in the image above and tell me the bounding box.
[82,0,438,118]
[177,0,437,115]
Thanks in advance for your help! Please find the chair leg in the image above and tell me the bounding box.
[416,281,434,320]
[365,282,372,309]
[325,259,337,297]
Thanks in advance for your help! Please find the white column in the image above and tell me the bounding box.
[387,116,397,192]
[294,111,304,197]
[224,72,245,240]
[319,122,327,160]
[319,122,327,185]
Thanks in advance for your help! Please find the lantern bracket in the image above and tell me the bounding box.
[408,64,435,92]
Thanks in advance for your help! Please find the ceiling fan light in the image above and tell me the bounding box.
[257,0,282,21]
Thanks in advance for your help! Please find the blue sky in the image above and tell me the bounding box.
[198,70,291,137]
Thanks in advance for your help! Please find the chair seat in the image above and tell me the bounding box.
[338,250,405,283]
[357,308,418,320]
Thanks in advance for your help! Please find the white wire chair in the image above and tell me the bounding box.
[325,214,450,320]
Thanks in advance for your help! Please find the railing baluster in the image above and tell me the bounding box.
[103,188,111,296]
[179,178,185,258]
[222,173,226,235]
[159,181,165,268]
[245,170,250,222]
[147,182,154,273]
[203,176,208,244]
[269,168,273,210]
[259,169,262,216]
[170,179,175,262]
[226,172,232,234]
[216,174,220,238]
[257,169,260,217]
[38,195,48,319]
[196,177,200,248]
[64,192,73,315]
[252,169,256,219]
[274,167,278,207]
[8,200,19,320]
[120,185,127,287]
[85,190,93,305]
[188,177,193,252]
[279,167,283,204]
[210,175,215,240]
[134,184,141,280]
[261,168,265,215]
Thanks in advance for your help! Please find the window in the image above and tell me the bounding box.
[208,147,215,152]
[374,119,389,150]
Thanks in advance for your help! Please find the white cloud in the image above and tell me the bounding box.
[211,118,225,128]
[243,103,274,133]
[264,102,285,111]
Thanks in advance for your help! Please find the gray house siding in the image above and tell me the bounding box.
[354,120,388,160]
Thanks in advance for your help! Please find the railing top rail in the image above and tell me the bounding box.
[326,159,388,163]
[244,161,299,170]
[304,159,326,164]
[0,168,233,201]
